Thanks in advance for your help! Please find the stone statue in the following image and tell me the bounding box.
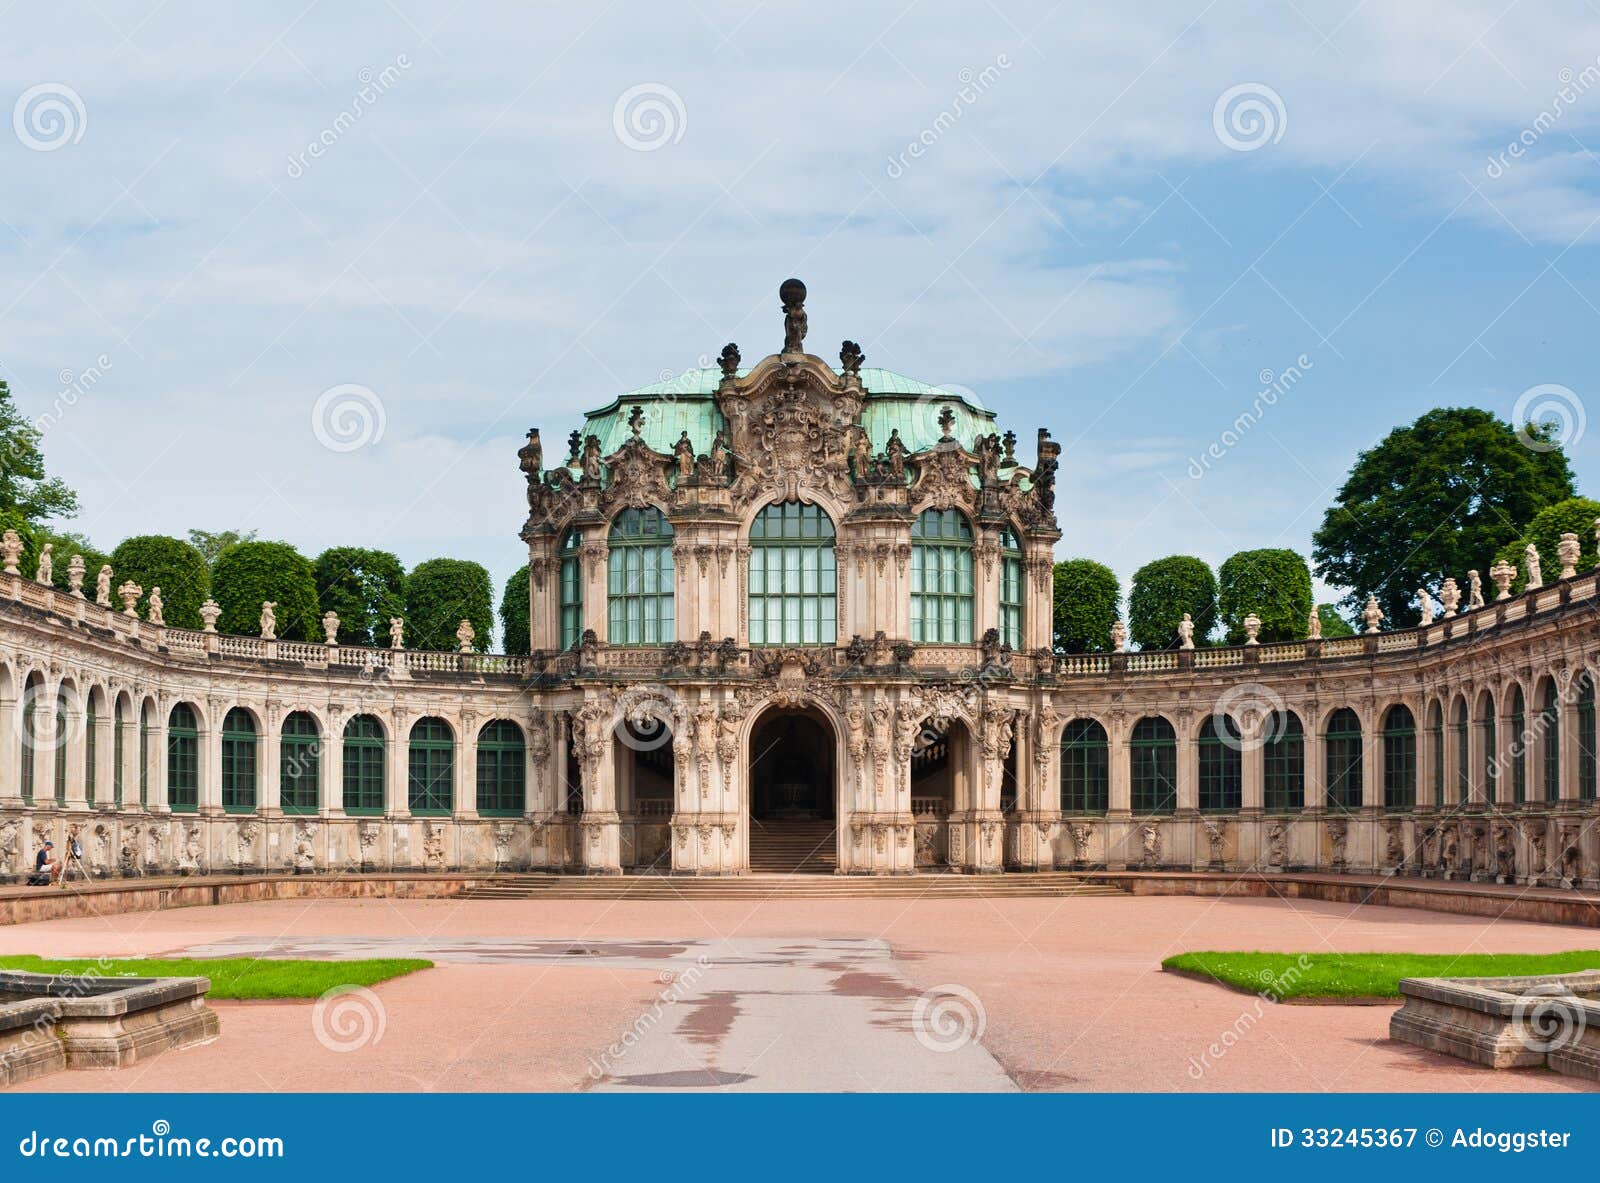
[1525,543,1542,590]
[1467,569,1484,610]
[976,433,1000,484]
[580,435,603,482]
[849,426,873,480]
[322,610,340,645]
[1490,559,1515,600]
[1416,588,1434,626]
[1242,612,1261,645]
[389,616,405,650]
[1439,576,1459,618]
[34,542,51,585]
[0,528,21,576]
[839,339,863,376]
[260,601,277,641]
[885,429,907,479]
[1307,606,1322,640]
[67,553,84,597]
[710,429,730,479]
[456,618,475,653]
[117,581,142,616]
[1558,531,1580,580]
[1111,619,1127,653]
[96,565,112,607]
[147,586,164,626]
[1362,594,1383,633]
[1177,613,1195,650]
[779,277,807,353]
[517,428,541,480]
[673,431,695,480]
[937,405,956,441]
[718,342,741,379]
[200,599,221,633]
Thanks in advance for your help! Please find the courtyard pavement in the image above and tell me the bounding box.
[2,891,1595,1092]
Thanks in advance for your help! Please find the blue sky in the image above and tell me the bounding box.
[2,1,1597,634]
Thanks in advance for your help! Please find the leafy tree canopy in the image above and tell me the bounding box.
[1312,407,1574,626]
[1051,559,1119,653]
[210,540,320,641]
[1316,603,1355,638]
[1490,496,1600,596]
[500,566,530,657]
[187,528,257,569]
[405,558,493,653]
[109,535,210,629]
[1129,555,1217,649]
[314,547,406,647]
[1218,548,1313,643]
[0,379,79,522]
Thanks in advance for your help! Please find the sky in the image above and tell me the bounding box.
[2,0,1598,637]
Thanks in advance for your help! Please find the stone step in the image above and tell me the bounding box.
[457,873,1129,900]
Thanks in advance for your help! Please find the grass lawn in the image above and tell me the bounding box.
[0,955,432,1000]
[1163,950,1600,1000]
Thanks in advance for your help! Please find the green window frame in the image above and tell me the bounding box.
[748,501,837,646]
[559,529,583,651]
[1510,687,1527,805]
[1324,708,1362,812]
[998,528,1023,651]
[220,707,257,813]
[1453,700,1469,805]
[408,717,454,816]
[1197,716,1242,811]
[476,720,526,816]
[1382,705,1416,811]
[85,696,96,806]
[1130,716,1176,814]
[1580,674,1597,803]
[1541,680,1560,802]
[1479,694,1497,806]
[19,679,37,805]
[606,508,675,646]
[52,691,66,806]
[113,701,125,807]
[167,703,199,812]
[910,508,974,644]
[1429,702,1443,808]
[1263,711,1304,812]
[280,711,321,815]
[342,715,386,815]
[1059,718,1108,813]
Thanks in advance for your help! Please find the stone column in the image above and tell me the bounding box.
[322,720,345,818]
[259,714,282,817]
[0,686,20,809]
[581,539,608,642]
[61,696,87,810]
[577,701,621,873]
[1304,721,1327,812]
[1174,718,1197,813]
[385,711,410,817]
[1559,688,1582,805]
[92,703,113,809]
[455,715,478,820]
[198,701,222,815]
[1240,716,1265,811]
[147,704,168,813]
[1361,705,1383,811]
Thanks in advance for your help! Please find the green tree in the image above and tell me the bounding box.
[1312,407,1574,625]
[405,558,493,652]
[1051,559,1119,653]
[1217,548,1313,644]
[23,527,107,593]
[1490,496,1600,596]
[314,547,406,647]
[500,566,531,656]
[1316,603,1355,638]
[210,541,320,640]
[1129,555,1217,649]
[0,379,79,521]
[109,536,210,629]
[187,528,257,569]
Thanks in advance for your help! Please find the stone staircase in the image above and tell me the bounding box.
[748,819,839,874]
[458,870,1129,900]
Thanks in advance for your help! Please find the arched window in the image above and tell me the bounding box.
[1060,719,1108,813]
[476,720,526,816]
[558,529,583,651]
[342,715,386,815]
[1324,708,1362,812]
[408,717,454,815]
[168,703,199,812]
[221,707,257,813]
[1509,686,1527,805]
[1428,701,1443,808]
[1580,673,1597,803]
[1263,711,1304,812]
[998,528,1023,650]
[911,508,974,643]
[52,689,67,806]
[280,711,321,815]
[1130,716,1176,814]
[18,675,38,805]
[1382,705,1416,811]
[748,501,836,645]
[607,508,674,646]
[1540,678,1560,802]
[1478,692,1497,806]
[113,699,126,807]
[1197,715,1242,811]
[85,695,97,806]
[1452,697,1469,804]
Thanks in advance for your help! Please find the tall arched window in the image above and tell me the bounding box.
[168,703,199,812]
[18,675,38,805]
[1580,672,1597,803]
[911,509,974,643]
[607,508,674,646]
[1060,718,1108,813]
[221,708,258,813]
[280,711,321,815]
[1452,697,1469,804]
[1382,705,1416,811]
[998,527,1023,650]
[1263,711,1303,812]
[748,501,836,645]
[1509,686,1527,805]
[1130,716,1176,814]
[342,715,386,815]
[1540,678,1560,802]
[1324,708,1362,812]
[558,529,583,651]
[1197,715,1242,811]
[85,694,97,806]
[1428,700,1443,807]
[476,720,526,816]
[1478,692,1497,805]
[408,717,454,815]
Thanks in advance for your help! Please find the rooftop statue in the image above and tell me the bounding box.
[780,277,807,354]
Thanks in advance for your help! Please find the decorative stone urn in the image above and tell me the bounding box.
[1490,560,1515,600]
[1242,613,1261,645]
[116,581,142,616]
[1362,595,1383,633]
[1558,532,1580,580]
[200,599,221,633]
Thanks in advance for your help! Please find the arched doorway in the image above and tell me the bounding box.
[748,707,836,873]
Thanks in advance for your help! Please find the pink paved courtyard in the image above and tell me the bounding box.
[4,892,1596,1092]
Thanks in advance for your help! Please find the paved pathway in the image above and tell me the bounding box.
[177,934,1018,1092]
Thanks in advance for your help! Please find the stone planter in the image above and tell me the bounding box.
[1390,969,1600,1080]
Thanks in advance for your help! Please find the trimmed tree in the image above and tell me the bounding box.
[187,528,257,569]
[1051,559,1119,653]
[314,547,406,647]
[0,378,79,522]
[1217,548,1313,644]
[1129,555,1217,649]
[1490,496,1600,596]
[405,558,493,653]
[109,535,210,629]
[1316,603,1355,638]
[1312,407,1574,625]
[500,566,531,656]
[210,541,320,640]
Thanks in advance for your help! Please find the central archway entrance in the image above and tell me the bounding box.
[747,707,837,873]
